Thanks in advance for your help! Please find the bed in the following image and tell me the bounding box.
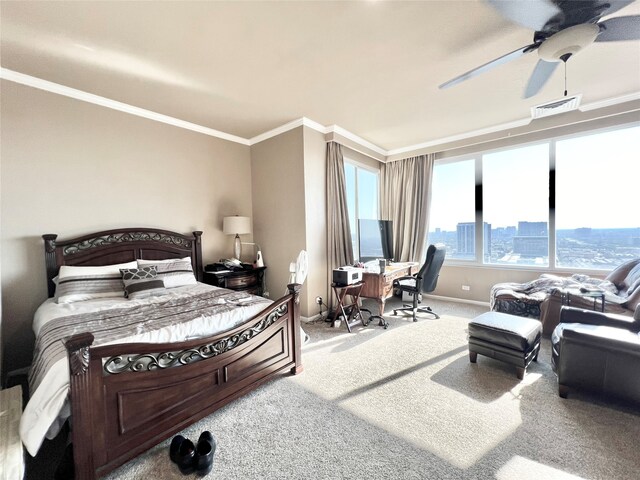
[23,228,303,480]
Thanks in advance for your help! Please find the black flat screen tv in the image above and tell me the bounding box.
[358,219,393,262]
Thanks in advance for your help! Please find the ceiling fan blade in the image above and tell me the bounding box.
[595,0,636,17]
[524,59,559,98]
[439,44,537,90]
[597,15,640,41]
[485,0,561,31]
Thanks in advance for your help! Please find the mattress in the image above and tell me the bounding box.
[20,283,270,456]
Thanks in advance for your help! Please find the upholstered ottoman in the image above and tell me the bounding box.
[468,312,542,379]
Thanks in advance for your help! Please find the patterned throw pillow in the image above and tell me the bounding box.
[120,266,166,299]
[55,261,137,304]
[137,258,197,288]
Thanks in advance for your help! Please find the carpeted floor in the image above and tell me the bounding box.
[28,297,640,479]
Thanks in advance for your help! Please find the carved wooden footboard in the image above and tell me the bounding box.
[66,284,302,480]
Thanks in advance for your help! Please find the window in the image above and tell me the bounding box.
[344,161,379,260]
[555,127,640,269]
[427,160,476,260]
[483,143,549,266]
[427,123,640,271]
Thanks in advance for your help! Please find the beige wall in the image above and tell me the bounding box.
[250,127,308,312]
[0,80,253,375]
[250,126,332,319]
[432,265,604,304]
[302,127,328,316]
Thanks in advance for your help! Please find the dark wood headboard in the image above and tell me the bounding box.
[43,228,203,297]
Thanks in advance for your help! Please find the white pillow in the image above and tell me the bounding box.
[137,257,197,288]
[138,256,191,264]
[55,261,137,304]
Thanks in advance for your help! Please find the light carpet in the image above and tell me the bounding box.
[37,299,640,479]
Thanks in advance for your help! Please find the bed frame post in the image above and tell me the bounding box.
[66,332,97,480]
[288,283,304,375]
[43,234,58,297]
[193,231,203,282]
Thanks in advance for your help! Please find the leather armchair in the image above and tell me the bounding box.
[551,305,640,403]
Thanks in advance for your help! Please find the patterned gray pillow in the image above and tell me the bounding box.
[120,266,166,299]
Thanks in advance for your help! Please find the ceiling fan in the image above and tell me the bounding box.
[439,0,640,98]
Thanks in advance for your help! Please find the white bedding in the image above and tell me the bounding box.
[20,283,271,456]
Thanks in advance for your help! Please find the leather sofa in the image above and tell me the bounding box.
[491,258,640,335]
[540,258,640,334]
[551,305,640,403]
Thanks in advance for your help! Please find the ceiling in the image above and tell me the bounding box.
[1,1,639,151]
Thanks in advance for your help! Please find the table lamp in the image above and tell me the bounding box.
[223,216,251,260]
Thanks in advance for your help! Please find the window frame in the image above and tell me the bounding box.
[344,157,380,261]
[429,121,639,273]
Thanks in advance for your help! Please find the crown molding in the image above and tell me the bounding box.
[386,117,533,157]
[329,124,387,156]
[0,67,250,145]
[247,117,328,145]
[3,67,637,160]
[386,91,640,158]
[579,91,640,112]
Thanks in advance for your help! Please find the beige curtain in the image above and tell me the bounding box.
[380,153,434,262]
[326,142,354,300]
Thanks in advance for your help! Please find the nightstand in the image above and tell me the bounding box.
[202,266,266,296]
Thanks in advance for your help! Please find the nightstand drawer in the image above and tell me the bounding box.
[238,285,260,296]
[202,266,266,296]
[226,273,257,289]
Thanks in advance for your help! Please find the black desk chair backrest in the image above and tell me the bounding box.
[393,244,446,321]
[418,244,446,293]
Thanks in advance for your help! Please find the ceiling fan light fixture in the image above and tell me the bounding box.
[538,24,600,62]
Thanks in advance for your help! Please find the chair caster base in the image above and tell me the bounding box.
[371,315,388,329]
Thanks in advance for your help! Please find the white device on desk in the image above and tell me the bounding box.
[332,266,363,286]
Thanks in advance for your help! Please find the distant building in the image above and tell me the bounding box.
[512,222,548,257]
[484,222,492,261]
[513,236,548,257]
[518,221,548,237]
[456,222,491,259]
[457,222,474,255]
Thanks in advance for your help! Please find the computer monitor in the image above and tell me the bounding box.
[358,219,393,262]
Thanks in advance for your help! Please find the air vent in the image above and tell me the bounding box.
[531,94,582,119]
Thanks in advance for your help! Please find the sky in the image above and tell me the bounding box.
[429,124,640,232]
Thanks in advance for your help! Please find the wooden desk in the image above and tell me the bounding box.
[360,262,419,317]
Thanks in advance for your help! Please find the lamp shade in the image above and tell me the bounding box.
[223,216,251,235]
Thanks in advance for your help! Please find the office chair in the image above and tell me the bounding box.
[392,244,446,322]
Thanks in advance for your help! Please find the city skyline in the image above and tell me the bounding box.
[429,221,640,269]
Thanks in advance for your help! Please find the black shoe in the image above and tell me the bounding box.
[195,431,216,476]
[169,435,185,464]
[54,443,75,480]
[176,438,196,475]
